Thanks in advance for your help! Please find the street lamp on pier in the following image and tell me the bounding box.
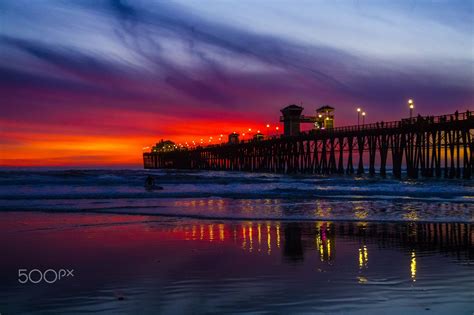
[357,108,361,126]
[408,99,414,121]
[362,112,366,126]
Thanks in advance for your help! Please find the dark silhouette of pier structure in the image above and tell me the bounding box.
[143,107,473,179]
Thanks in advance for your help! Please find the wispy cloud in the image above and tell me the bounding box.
[1,0,472,165]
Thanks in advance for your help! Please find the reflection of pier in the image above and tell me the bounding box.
[165,221,472,263]
[338,222,473,260]
[144,110,473,179]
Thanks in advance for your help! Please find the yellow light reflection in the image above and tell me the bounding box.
[219,224,225,241]
[208,224,214,242]
[363,245,368,264]
[257,223,262,251]
[192,225,196,240]
[403,210,420,221]
[358,276,368,284]
[327,239,331,259]
[359,245,368,268]
[276,224,281,248]
[316,231,324,261]
[242,226,247,250]
[354,206,368,220]
[249,225,253,252]
[411,251,417,282]
[200,224,204,240]
[266,223,271,255]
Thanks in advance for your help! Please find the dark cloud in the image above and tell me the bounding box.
[1,0,472,124]
[97,1,357,93]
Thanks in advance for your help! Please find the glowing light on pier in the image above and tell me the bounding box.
[408,99,415,119]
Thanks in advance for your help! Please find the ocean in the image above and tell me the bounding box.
[0,169,473,314]
[0,169,473,222]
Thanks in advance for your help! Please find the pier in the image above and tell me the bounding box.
[144,109,473,179]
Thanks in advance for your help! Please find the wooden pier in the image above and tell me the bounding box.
[144,111,474,179]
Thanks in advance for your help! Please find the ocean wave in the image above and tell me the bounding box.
[0,169,472,223]
[1,169,472,186]
[0,189,471,202]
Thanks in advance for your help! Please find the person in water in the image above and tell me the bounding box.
[145,175,163,190]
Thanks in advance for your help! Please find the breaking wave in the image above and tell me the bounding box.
[0,169,472,222]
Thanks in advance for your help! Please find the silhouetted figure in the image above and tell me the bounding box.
[145,175,163,190]
[455,110,459,120]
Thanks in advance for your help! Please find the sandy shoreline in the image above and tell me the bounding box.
[1,211,473,314]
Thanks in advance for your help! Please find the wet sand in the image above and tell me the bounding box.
[0,211,473,314]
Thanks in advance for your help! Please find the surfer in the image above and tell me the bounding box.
[145,175,163,190]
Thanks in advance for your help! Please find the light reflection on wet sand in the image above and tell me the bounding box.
[0,212,473,314]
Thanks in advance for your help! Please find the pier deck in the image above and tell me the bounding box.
[144,111,474,179]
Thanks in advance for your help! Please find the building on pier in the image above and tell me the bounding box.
[253,132,264,141]
[315,105,335,129]
[280,104,335,136]
[152,139,176,152]
[228,132,240,144]
[280,105,304,137]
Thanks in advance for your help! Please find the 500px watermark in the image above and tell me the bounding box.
[18,269,74,284]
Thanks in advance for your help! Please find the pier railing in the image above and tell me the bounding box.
[195,111,472,146]
[306,111,472,135]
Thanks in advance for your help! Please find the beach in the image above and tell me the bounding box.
[1,212,473,314]
[0,170,473,314]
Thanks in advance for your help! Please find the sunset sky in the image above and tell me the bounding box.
[1,0,473,167]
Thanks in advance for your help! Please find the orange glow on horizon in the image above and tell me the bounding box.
[0,118,284,167]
